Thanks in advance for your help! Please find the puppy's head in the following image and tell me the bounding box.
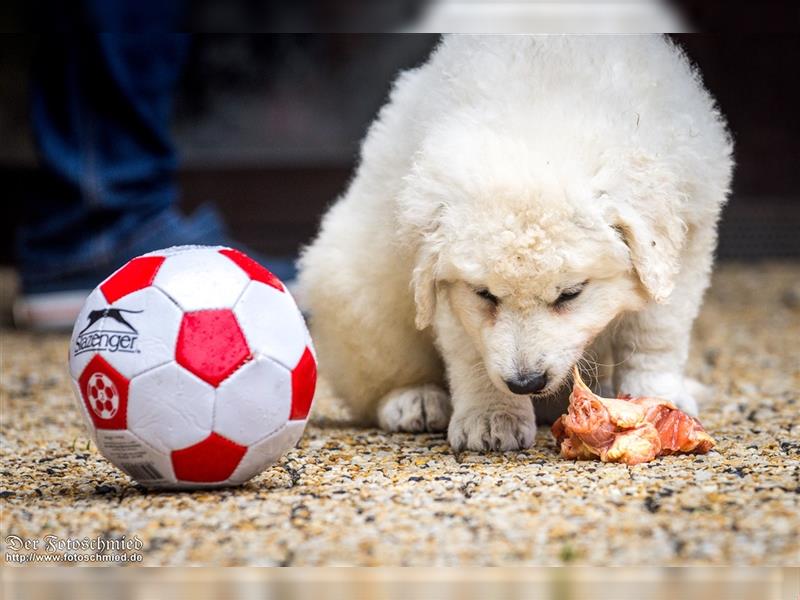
[402,124,684,399]
[432,198,648,399]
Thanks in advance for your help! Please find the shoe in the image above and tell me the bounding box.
[14,204,297,331]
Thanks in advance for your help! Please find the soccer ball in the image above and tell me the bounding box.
[68,245,317,489]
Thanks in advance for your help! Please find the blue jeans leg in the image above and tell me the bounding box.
[18,30,191,293]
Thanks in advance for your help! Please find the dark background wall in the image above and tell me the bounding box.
[2,33,799,264]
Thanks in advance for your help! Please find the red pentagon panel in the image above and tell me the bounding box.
[218,248,283,292]
[176,309,251,387]
[78,354,129,430]
[290,347,317,420]
[171,432,247,482]
[100,256,165,303]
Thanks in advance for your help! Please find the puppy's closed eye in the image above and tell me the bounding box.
[553,281,588,307]
[475,288,499,305]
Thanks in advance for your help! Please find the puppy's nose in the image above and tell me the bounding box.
[504,371,548,395]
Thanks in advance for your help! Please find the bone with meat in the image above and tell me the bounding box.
[552,368,716,465]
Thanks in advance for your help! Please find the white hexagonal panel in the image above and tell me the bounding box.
[76,286,182,380]
[69,287,111,379]
[152,248,249,311]
[95,429,177,487]
[234,280,308,370]
[214,356,291,446]
[228,421,307,484]
[127,362,215,454]
[143,244,227,258]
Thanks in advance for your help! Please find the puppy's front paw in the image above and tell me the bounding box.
[618,371,699,416]
[377,385,452,433]
[668,392,698,417]
[448,404,536,452]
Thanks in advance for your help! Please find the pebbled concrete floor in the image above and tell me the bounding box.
[1,262,798,566]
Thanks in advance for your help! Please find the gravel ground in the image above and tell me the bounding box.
[1,262,798,566]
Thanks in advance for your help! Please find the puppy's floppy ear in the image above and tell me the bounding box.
[398,160,449,330]
[400,190,445,330]
[604,200,686,303]
[595,148,690,303]
[411,244,438,330]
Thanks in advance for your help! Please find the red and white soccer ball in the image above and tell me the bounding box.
[68,245,317,489]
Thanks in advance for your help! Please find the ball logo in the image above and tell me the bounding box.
[74,308,141,356]
[87,372,120,419]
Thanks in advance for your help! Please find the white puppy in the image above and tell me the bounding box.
[297,35,733,451]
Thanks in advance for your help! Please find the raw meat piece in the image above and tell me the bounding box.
[552,368,715,465]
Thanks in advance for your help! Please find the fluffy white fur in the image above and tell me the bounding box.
[298,35,733,451]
